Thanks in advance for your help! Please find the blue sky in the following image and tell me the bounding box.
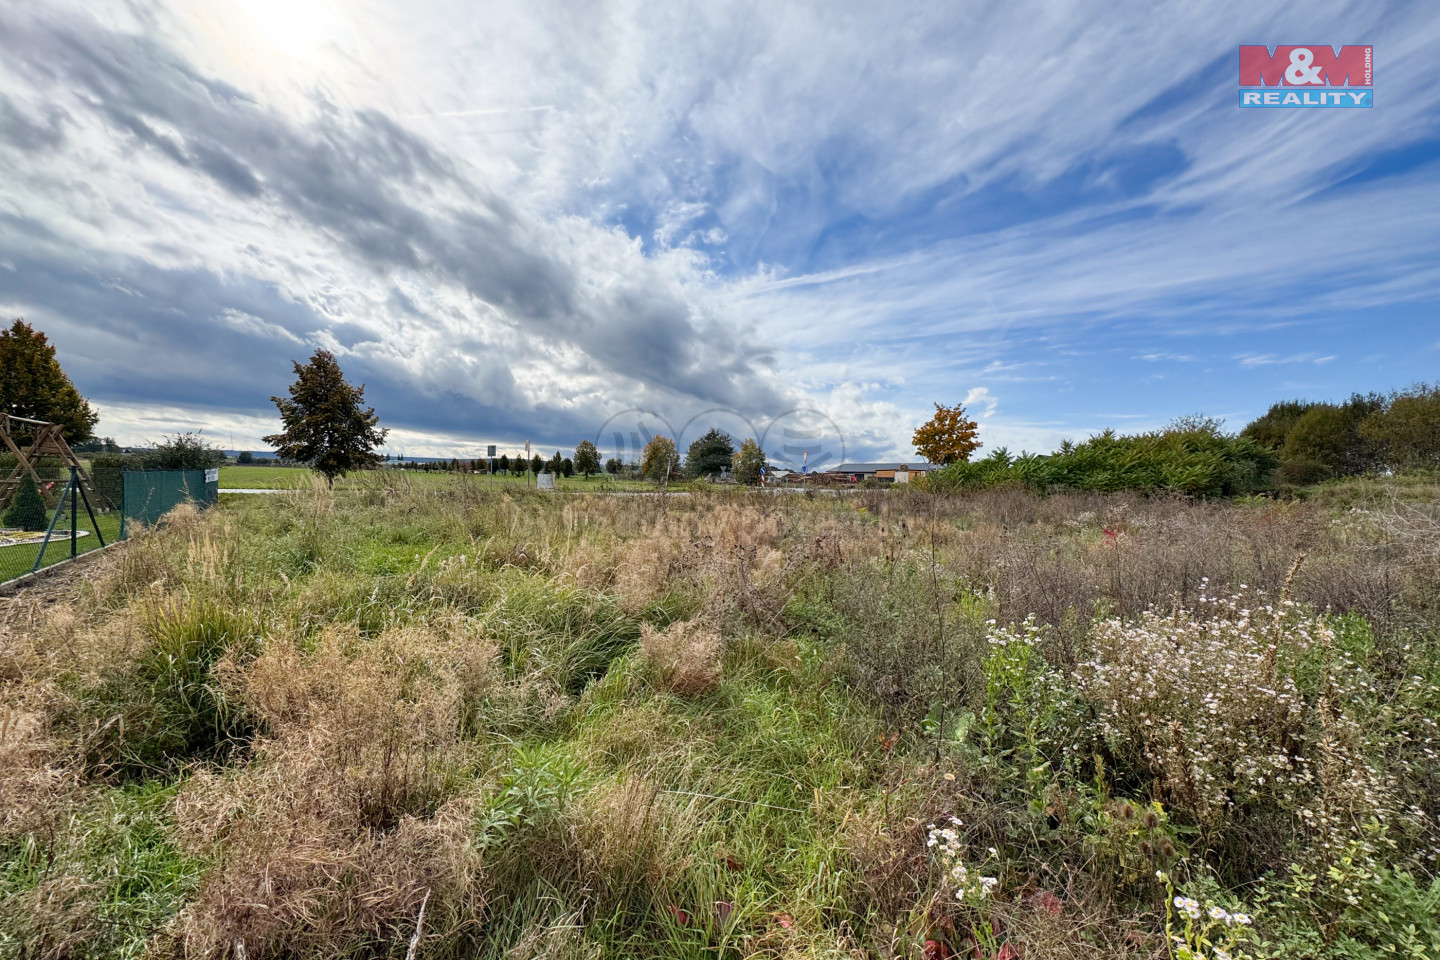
[0,1,1437,459]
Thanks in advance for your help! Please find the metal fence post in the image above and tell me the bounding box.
[31,471,73,574]
[70,466,78,559]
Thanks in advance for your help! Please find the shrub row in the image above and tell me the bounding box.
[1243,384,1440,483]
[930,425,1276,498]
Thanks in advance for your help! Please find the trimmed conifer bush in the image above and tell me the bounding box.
[3,473,49,531]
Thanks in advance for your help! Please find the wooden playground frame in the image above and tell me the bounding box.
[0,414,107,510]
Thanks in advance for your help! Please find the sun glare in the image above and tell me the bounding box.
[181,0,356,86]
[239,0,345,58]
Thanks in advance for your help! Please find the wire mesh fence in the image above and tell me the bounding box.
[0,466,218,587]
[0,466,116,585]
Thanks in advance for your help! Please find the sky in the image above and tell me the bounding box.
[1,1,1438,464]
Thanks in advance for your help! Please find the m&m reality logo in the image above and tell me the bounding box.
[1239,45,1372,108]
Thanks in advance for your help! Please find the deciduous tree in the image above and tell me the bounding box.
[138,432,225,470]
[641,434,679,485]
[731,438,766,485]
[573,439,600,478]
[1281,397,1380,479]
[1359,385,1440,471]
[912,402,981,465]
[1241,400,1314,451]
[263,350,387,486]
[0,319,99,443]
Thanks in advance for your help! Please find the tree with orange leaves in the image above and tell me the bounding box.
[912,402,981,465]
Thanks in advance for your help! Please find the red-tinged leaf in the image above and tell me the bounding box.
[667,905,689,925]
[722,853,744,873]
[1034,889,1063,915]
[923,939,946,960]
[997,942,1017,960]
[775,912,794,929]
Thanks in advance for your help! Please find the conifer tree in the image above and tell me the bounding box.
[684,428,735,478]
[3,473,49,532]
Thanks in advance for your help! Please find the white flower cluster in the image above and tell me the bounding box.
[1168,890,1253,960]
[1076,586,1391,845]
[1172,895,1201,918]
[1170,895,1251,926]
[926,818,999,902]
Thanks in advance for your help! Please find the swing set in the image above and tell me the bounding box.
[0,414,107,510]
[0,414,108,576]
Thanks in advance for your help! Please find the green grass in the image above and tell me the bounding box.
[219,464,654,492]
[216,464,311,488]
[0,781,206,960]
[0,503,121,584]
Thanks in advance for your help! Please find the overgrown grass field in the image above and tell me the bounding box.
[2,479,1438,958]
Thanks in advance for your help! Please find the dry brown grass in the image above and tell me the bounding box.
[567,777,699,916]
[173,621,496,956]
[639,619,724,697]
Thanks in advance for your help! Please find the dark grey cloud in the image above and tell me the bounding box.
[0,237,618,447]
[0,5,782,421]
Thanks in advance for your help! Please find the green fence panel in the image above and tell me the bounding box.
[121,468,219,532]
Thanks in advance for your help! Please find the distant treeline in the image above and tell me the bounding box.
[932,383,1439,498]
[394,453,632,477]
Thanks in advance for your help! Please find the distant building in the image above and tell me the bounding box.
[831,461,940,483]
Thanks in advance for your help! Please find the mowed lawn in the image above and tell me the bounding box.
[219,464,654,492]
[0,504,122,583]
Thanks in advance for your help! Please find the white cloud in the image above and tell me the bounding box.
[1236,352,1344,367]
[218,309,305,344]
[964,387,999,419]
